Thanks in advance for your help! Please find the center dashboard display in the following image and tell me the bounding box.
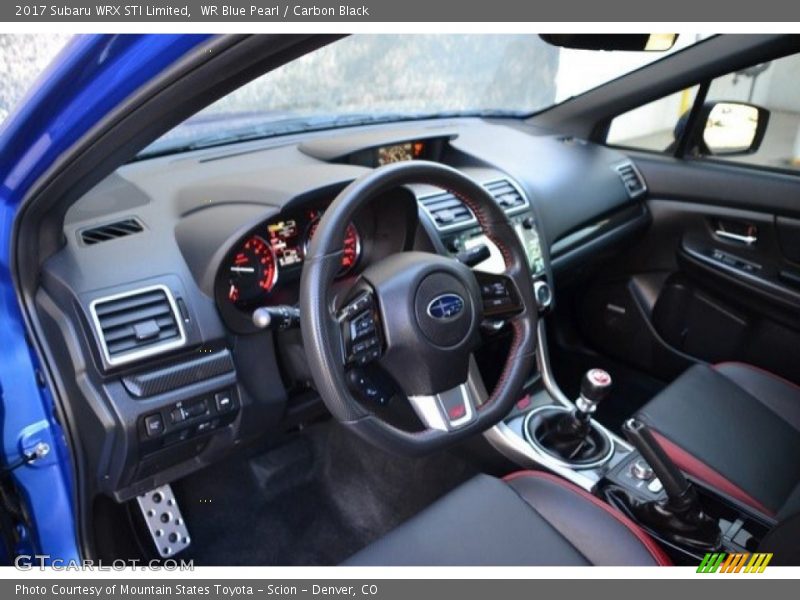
[377,141,426,165]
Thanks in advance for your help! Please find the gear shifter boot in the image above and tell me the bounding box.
[530,408,612,463]
[525,368,614,465]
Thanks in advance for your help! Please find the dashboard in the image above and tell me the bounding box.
[39,117,648,502]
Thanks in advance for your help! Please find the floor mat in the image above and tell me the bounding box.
[549,349,666,434]
[174,420,476,565]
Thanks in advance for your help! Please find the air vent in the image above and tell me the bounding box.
[615,163,647,198]
[419,190,477,230]
[80,218,143,246]
[419,178,530,232]
[90,285,186,366]
[484,179,528,212]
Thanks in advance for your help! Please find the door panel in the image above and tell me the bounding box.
[574,152,800,385]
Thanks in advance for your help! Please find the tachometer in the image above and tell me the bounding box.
[305,218,361,275]
[226,235,278,306]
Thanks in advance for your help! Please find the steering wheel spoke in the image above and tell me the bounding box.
[407,360,487,431]
[338,289,384,368]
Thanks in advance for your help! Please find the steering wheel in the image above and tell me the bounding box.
[300,161,537,455]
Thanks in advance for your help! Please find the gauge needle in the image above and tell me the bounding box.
[230,266,255,273]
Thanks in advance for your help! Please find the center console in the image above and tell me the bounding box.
[485,315,776,562]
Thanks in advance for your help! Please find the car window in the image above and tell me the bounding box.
[704,55,800,172]
[606,52,800,174]
[140,34,705,159]
[0,34,73,123]
[607,86,700,152]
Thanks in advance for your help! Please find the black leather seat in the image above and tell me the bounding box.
[636,362,800,519]
[345,471,669,566]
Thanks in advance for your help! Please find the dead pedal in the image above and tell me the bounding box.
[136,484,191,558]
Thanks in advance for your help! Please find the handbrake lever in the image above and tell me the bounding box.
[621,418,722,552]
[622,418,694,512]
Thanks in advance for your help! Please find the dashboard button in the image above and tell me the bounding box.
[215,391,234,413]
[144,414,165,438]
[185,399,208,418]
[196,420,218,435]
[170,407,186,424]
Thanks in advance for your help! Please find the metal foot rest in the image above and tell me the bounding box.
[136,484,191,558]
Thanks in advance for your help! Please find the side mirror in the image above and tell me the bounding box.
[677,101,770,157]
[702,102,769,155]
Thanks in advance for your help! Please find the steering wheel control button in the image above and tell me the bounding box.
[347,370,391,406]
[350,312,376,341]
[341,292,371,319]
[475,272,522,318]
[533,280,553,311]
[144,414,165,438]
[341,292,383,367]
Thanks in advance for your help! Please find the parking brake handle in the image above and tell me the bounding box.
[621,418,722,552]
[622,418,694,511]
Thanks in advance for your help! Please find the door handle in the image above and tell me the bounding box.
[714,229,758,245]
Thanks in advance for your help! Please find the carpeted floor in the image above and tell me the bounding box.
[173,420,476,565]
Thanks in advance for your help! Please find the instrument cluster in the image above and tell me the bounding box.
[224,208,361,309]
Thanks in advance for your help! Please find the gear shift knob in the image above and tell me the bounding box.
[577,368,612,416]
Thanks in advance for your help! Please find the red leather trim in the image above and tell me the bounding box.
[713,361,800,394]
[650,430,775,517]
[503,470,672,566]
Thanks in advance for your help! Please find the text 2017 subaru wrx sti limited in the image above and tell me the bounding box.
[1,34,799,566]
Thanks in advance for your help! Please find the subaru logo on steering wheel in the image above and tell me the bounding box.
[427,294,465,319]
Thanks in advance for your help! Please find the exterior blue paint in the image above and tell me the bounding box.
[0,33,213,562]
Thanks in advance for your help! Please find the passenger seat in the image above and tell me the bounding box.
[635,362,800,519]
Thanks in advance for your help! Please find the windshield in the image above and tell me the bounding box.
[139,34,704,158]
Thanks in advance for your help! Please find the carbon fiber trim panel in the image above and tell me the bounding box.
[122,349,235,397]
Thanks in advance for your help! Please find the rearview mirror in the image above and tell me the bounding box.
[540,34,678,52]
[702,102,769,156]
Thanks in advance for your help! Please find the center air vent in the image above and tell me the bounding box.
[80,218,143,246]
[615,163,647,198]
[484,179,528,212]
[90,285,186,366]
[419,178,530,232]
[419,190,477,230]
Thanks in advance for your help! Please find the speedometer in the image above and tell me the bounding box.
[305,218,361,275]
[226,235,278,306]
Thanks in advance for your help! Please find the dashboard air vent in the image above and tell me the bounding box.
[616,163,647,198]
[419,191,476,230]
[484,179,528,212]
[80,218,143,246]
[90,285,186,366]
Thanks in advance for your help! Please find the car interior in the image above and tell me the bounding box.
[8,33,800,566]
